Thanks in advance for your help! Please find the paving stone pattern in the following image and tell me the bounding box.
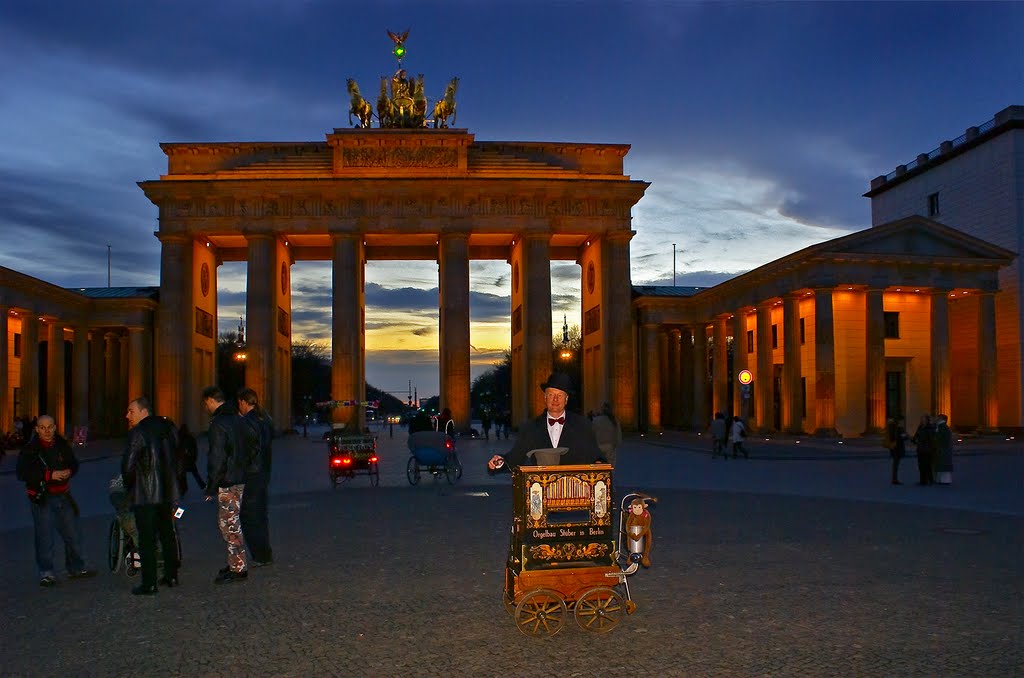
[1,427,1021,676]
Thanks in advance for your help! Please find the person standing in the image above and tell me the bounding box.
[911,414,936,485]
[709,412,728,459]
[237,388,273,567]
[591,402,622,466]
[202,386,255,584]
[16,415,96,587]
[886,416,908,485]
[481,411,492,441]
[934,414,954,485]
[488,372,601,471]
[122,397,184,595]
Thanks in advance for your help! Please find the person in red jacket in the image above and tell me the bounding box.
[16,415,96,587]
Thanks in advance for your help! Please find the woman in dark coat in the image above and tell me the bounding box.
[911,414,935,485]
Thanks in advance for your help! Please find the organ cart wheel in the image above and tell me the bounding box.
[573,586,625,633]
[514,588,567,637]
[406,457,420,485]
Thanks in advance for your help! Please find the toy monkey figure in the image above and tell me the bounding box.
[625,497,653,567]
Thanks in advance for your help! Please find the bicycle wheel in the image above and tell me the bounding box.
[107,518,123,573]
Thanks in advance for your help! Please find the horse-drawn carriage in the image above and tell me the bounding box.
[504,459,654,636]
[327,426,379,487]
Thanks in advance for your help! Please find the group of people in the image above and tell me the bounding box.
[886,413,953,486]
[708,412,748,459]
[16,385,274,594]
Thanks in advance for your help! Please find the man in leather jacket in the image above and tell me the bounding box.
[122,397,184,595]
[237,387,273,567]
[202,385,258,584]
[16,414,96,586]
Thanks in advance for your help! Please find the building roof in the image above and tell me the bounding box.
[632,285,707,298]
[72,286,160,300]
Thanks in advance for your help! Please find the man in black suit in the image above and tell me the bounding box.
[487,372,601,471]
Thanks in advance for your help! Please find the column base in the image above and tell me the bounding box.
[813,428,841,438]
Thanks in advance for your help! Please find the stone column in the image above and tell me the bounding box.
[439,232,471,429]
[782,294,802,433]
[523,233,552,417]
[126,327,146,402]
[712,316,729,417]
[46,322,66,435]
[813,288,837,436]
[605,232,636,428]
[641,323,661,430]
[977,292,998,432]
[245,234,275,413]
[679,327,694,425]
[156,235,193,428]
[667,328,682,427]
[20,313,39,420]
[71,325,89,431]
[104,332,120,436]
[864,288,886,433]
[930,291,951,418]
[331,233,365,431]
[118,333,129,435]
[0,305,8,431]
[755,302,773,431]
[731,312,748,419]
[690,324,708,429]
[89,330,106,435]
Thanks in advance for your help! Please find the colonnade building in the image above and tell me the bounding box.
[2,110,1020,439]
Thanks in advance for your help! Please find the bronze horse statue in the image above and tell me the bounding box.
[431,77,458,129]
[377,77,394,128]
[346,79,373,128]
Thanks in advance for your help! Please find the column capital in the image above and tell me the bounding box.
[243,232,275,242]
[604,230,635,244]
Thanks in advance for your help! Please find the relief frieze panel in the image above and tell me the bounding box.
[342,147,458,168]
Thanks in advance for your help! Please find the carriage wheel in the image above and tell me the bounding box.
[107,518,123,573]
[514,589,567,637]
[406,457,420,485]
[369,463,380,487]
[444,456,459,484]
[573,587,625,633]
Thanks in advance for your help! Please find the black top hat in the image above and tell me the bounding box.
[540,372,574,394]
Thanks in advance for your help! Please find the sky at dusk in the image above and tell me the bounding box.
[1,1,1021,398]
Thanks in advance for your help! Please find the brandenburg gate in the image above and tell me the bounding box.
[139,128,648,432]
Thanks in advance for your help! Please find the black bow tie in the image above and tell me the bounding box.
[548,417,565,426]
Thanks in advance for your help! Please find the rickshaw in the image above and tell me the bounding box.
[503,456,655,636]
[406,430,462,485]
[327,425,380,487]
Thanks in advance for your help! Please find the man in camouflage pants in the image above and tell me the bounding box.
[202,386,258,584]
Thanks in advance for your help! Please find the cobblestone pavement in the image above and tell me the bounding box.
[1,426,1021,676]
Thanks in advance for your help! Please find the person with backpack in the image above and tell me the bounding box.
[729,416,748,459]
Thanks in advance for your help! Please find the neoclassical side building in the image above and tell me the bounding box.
[633,217,1015,436]
[0,266,157,439]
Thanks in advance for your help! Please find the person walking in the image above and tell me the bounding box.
[122,396,184,595]
[237,388,273,567]
[729,416,748,459]
[934,414,954,485]
[709,412,728,459]
[911,414,936,485]
[481,411,492,441]
[886,416,908,485]
[16,415,96,587]
[202,386,257,584]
